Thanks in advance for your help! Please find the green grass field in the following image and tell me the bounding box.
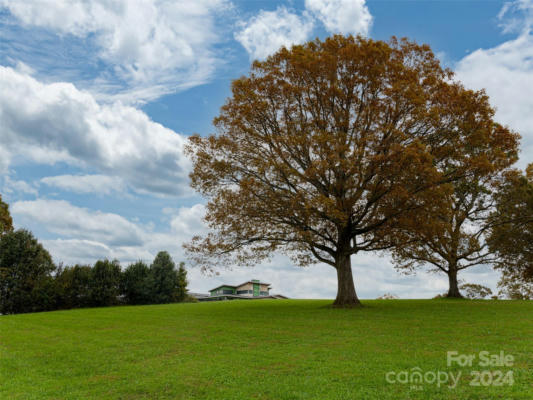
[1,299,532,399]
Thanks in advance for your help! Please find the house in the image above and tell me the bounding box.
[194,279,288,301]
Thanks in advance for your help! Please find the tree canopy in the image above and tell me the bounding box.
[489,164,533,298]
[121,261,152,305]
[186,35,517,306]
[89,259,121,307]
[391,163,519,298]
[0,229,56,314]
[175,261,189,302]
[150,251,179,304]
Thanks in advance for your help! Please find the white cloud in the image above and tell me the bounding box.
[455,0,533,168]
[11,198,207,265]
[41,239,117,266]
[41,239,155,267]
[0,146,10,174]
[41,175,126,195]
[12,199,145,246]
[305,0,372,36]
[169,204,207,236]
[497,0,533,33]
[0,66,191,196]
[235,7,314,60]
[1,0,231,102]
[455,33,533,167]
[2,176,38,196]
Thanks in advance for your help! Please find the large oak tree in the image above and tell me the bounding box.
[185,35,514,306]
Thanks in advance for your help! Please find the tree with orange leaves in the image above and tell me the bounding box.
[0,194,13,235]
[391,169,519,298]
[489,164,533,298]
[185,35,517,307]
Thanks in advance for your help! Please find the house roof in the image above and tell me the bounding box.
[209,280,271,292]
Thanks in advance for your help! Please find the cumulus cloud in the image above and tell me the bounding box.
[0,66,191,196]
[41,175,126,195]
[455,19,533,167]
[2,176,38,196]
[169,204,208,237]
[41,239,156,267]
[11,198,206,263]
[235,7,314,60]
[305,0,372,36]
[12,199,145,246]
[1,0,230,102]
[234,1,374,60]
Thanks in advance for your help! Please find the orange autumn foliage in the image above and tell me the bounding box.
[185,35,518,306]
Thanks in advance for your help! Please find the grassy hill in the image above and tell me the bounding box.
[1,299,532,399]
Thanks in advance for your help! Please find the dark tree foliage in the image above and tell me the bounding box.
[149,251,178,304]
[175,262,189,302]
[0,194,13,235]
[89,259,121,307]
[0,229,56,314]
[121,261,151,305]
[54,264,92,309]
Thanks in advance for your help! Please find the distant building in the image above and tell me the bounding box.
[192,279,288,301]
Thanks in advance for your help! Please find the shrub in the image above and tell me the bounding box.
[459,283,493,299]
[376,293,399,300]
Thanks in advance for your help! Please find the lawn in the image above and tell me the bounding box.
[1,299,532,399]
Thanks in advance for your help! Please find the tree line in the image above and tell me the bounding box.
[0,206,190,315]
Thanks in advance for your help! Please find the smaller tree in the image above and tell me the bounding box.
[0,229,56,314]
[0,194,13,235]
[488,165,533,297]
[175,262,189,302]
[391,177,512,298]
[121,261,151,305]
[89,259,121,307]
[149,251,178,304]
[390,113,519,298]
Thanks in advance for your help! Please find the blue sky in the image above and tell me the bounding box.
[1,0,532,298]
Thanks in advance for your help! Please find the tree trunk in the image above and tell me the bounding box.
[446,267,463,298]
[333,254,361,307]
